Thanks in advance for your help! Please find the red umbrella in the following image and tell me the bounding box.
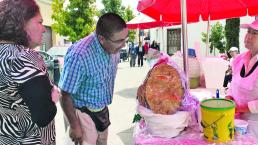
[127,14,177,53]
[137,0,258,88]
[127,14,174,29]
[137,0,258,23]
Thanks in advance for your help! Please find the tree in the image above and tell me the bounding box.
[225,18,240,52]
[123,6,134,22]
[51,0,97,42]
[201,22,226,53]
[101,0,125,18]
[124,6,136,42]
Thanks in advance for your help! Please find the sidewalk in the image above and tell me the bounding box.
[55,61,150,145]
[108,61,150,145]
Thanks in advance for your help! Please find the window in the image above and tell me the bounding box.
[41,26,52,51]
[167,29,181,56]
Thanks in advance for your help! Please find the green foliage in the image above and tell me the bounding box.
[101,0,125,18]
[51,0,97,42]
[124,6,134,22]
[201,22,226,53]
[132,114,142,123]
[128,30,136,43]
[201,32,208,47]
[225,18,240,52]
[124,6,136,42]
[210,22,226,53]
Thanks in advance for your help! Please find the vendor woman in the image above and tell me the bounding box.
[226,19,258,140]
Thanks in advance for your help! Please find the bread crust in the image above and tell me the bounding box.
[137,63,184,114]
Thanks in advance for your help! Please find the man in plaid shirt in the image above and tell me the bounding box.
[59,13,128,145]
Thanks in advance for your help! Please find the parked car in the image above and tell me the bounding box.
[38,50,63,85]
[37,50,55,82]
[47,46,69,72]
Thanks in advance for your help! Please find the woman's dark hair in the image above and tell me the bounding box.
[96,13,127,39]
[0,0,39,47]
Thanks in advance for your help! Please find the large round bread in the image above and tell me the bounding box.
[138,63,184,114]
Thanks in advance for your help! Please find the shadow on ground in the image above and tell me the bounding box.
[117,126,134,145]
[115,87,138,98]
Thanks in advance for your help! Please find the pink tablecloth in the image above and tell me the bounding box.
[133,120,257,145]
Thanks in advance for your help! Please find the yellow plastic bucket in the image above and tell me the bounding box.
[200,98,235,143]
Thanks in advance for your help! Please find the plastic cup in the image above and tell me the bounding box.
[234,119,248,135]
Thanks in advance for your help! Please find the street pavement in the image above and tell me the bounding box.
[108,61,150,145]
[55,60,150,145]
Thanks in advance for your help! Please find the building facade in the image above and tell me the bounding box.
[36,0,62,51]
[149,16,256,57]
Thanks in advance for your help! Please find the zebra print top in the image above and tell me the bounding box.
[0,44,55,145]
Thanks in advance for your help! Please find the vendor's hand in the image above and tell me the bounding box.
[225,95,234,101]
[235,103,249,113]
[224,96,249,113]
[69,124,83,145]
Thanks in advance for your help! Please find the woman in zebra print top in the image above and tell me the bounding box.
[0,0,58,144]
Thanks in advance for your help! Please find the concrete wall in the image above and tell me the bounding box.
[36,0,53,26]
[36,0,60,47]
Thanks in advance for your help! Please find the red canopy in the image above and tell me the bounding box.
[127,14,174,29]
[137,0,258,23]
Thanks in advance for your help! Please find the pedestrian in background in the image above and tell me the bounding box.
[143,41,149,54]
[129,42,137,67]
[151,40,160,51]
[136,41,145,67]
[59,13,128,145]
[223,47,239,89]
[0,0,58,144]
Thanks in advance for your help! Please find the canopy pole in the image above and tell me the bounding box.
[181,0,189,89]
[138,28,141,44]
[162,27,164,52]
[206,17,210,56]
[160,15,165,52]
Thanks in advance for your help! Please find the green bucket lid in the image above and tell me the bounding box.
[201,98,235,111]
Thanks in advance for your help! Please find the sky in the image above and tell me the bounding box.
[96,0,139,15]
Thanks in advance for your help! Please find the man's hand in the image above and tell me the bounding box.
[51,85,60,103]
[59,91,83,145]
[69,124,83,145]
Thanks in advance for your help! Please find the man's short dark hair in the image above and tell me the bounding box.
[0,0,39,47]
[96,13,127,39]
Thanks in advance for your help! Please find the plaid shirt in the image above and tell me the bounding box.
[58,32,120,109]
